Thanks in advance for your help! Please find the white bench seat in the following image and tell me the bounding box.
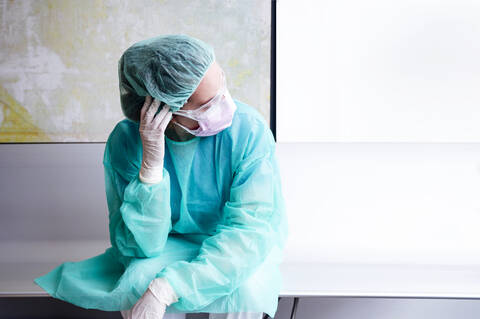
[1,241,480,300]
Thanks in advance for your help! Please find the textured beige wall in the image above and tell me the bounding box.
[0,0,270,142]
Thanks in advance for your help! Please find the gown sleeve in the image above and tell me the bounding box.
[156,121,281,310]
[103,121,172,258]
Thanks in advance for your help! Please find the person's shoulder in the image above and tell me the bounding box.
[110,118,139,136]
[230,99,269,131]
[104,118,141,167]
[107,119,139,145]
[221,98,276,158]
[224,99,273,140]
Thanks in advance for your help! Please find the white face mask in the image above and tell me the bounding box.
[171,73,237,136]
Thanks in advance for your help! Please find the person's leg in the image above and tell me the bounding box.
[209,312,263,319]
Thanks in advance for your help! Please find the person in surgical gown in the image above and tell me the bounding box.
[33,34,288,319]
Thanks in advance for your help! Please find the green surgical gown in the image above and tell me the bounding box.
[33,100,289,317]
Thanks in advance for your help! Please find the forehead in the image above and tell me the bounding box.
[185,62,224,110]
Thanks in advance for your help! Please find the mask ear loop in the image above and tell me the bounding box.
[172,118,200,135]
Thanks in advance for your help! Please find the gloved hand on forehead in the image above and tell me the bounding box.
[118,34,216,123]
[138,96,172,184]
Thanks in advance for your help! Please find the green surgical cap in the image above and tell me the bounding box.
[118,34,215,123]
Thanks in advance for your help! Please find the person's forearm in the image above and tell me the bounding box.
[105,164,172,257]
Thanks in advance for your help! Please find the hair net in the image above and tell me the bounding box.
[118,34,216,123]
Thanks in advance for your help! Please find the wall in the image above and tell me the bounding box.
[0,0,271,142]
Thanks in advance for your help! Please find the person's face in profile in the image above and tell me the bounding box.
[165,60,224,141]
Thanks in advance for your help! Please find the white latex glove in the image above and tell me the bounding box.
[147,277,179,306]
[138,96,173,184]
[120,277,178,319]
